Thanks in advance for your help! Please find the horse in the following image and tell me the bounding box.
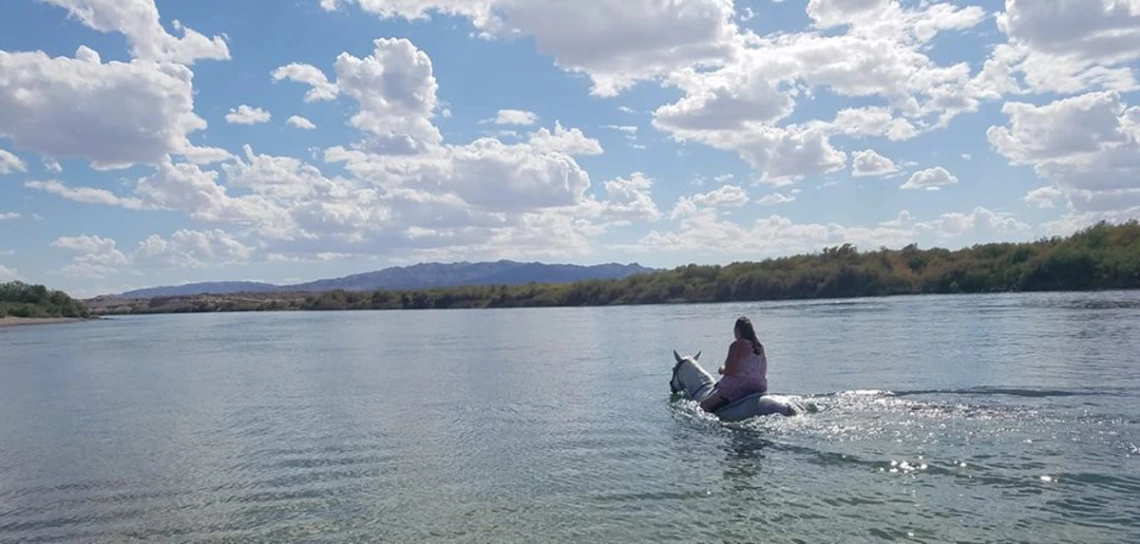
[670,350,804,421]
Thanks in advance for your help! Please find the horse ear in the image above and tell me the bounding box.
[673,349,682,363]
[694,350,701,360]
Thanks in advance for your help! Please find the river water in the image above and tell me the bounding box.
[1,292,1138,543]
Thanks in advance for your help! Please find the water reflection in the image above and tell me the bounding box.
[720,430,774,485]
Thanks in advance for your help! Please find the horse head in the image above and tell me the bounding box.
[670,349,701,394]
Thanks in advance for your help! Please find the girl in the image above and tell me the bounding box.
[700,316,769,413]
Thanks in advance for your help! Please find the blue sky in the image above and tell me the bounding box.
[0,0,1138,297]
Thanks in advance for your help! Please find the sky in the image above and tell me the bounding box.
[0,0,1138,297]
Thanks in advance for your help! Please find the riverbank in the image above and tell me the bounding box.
[85,220,1140,316]
[0,316,96,327]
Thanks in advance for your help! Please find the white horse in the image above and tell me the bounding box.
[670,350,803,421]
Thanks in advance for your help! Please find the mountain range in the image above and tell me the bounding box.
[116,260,656,299]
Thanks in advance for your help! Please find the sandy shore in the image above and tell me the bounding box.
[0,316,94,327]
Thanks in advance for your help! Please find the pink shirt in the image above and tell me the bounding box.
[714,345,768,402]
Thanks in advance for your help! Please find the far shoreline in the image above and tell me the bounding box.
[0,316,98,328]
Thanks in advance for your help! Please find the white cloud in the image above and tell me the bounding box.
[48,228,253,278]
[226,105,272,125]
[272,63,339,102]
[693,185,750,207]
[134,229,254,268]
[0,212,19,221]
[988,91,1140,214]
[488,109,539,126]
[851,149,898,177]
[51,234,130,278]
[627,209,915,258]
[879,210,913,228]
[603,125,639,140]
[643,1,992,181]
[0,264,18,282]
[43,158,63,173]
[331,0,739,97]
[622,204,1036,260]
[25,180,148,210]
[334,38,443,153]
[136,159,300,240]
[670,185,750,219]
[28,37,628,263]
[756,192,797,206]
[599,172,661,223]
[1023,186,1065,208]
[526,122,604,156]
[806,0,891,28]
[0,148,26,174]
[916,207,1030,237]
[901,166,958,190]
[987,91,1130,163]
[987,0,1140,94]
[0,47,225,170]
[286,115,317,130]
[605,125,642,148]
[824,107,919,141]
[1040,206,1140,237]
[41,0,229,64]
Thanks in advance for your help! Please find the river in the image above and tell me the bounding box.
[1,291,1138,542]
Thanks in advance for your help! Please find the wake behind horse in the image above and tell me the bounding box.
[670,350,803,421]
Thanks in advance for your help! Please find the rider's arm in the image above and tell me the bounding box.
[721,339,750,375]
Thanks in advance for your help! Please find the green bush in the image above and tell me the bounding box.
[0,282,90,318]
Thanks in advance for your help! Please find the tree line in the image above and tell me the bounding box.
[0,281,91,318]
[92,220,1140,315]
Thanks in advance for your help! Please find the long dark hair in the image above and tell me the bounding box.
[735,316,763,356]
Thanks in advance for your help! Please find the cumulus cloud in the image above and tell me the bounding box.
[41,0,229,64]
[488,109,539,126]
[901,166,958,190]
[0,212,19,221]
[0,47,225,170]
[987,91,1130,163]
[670,185,750,219]
[286,115,317,130]
[526,122,604,156]
[851,149,898,177]
[25,180,148,209]
[627,209,915,259]
[1023,186,1065,208]
[51,234,131,278]
[598,172,662,223]
[0,264,18,281]
[335,38,443,153]
[985,0,1140,94]
[0,148,26,174]
[621,204,1037,261]
[824,107,919,141]
[327,0,739,97]
[988,91,1140,213]
[756,192,797,206]
[49,228,254,278]
[134,229,254,268]
[272,63,339,102]
[226,105,272,125]
[916,207,1031,237]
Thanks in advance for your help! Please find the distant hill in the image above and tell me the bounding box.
[117,260,655,299]
[120,281,280,299]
